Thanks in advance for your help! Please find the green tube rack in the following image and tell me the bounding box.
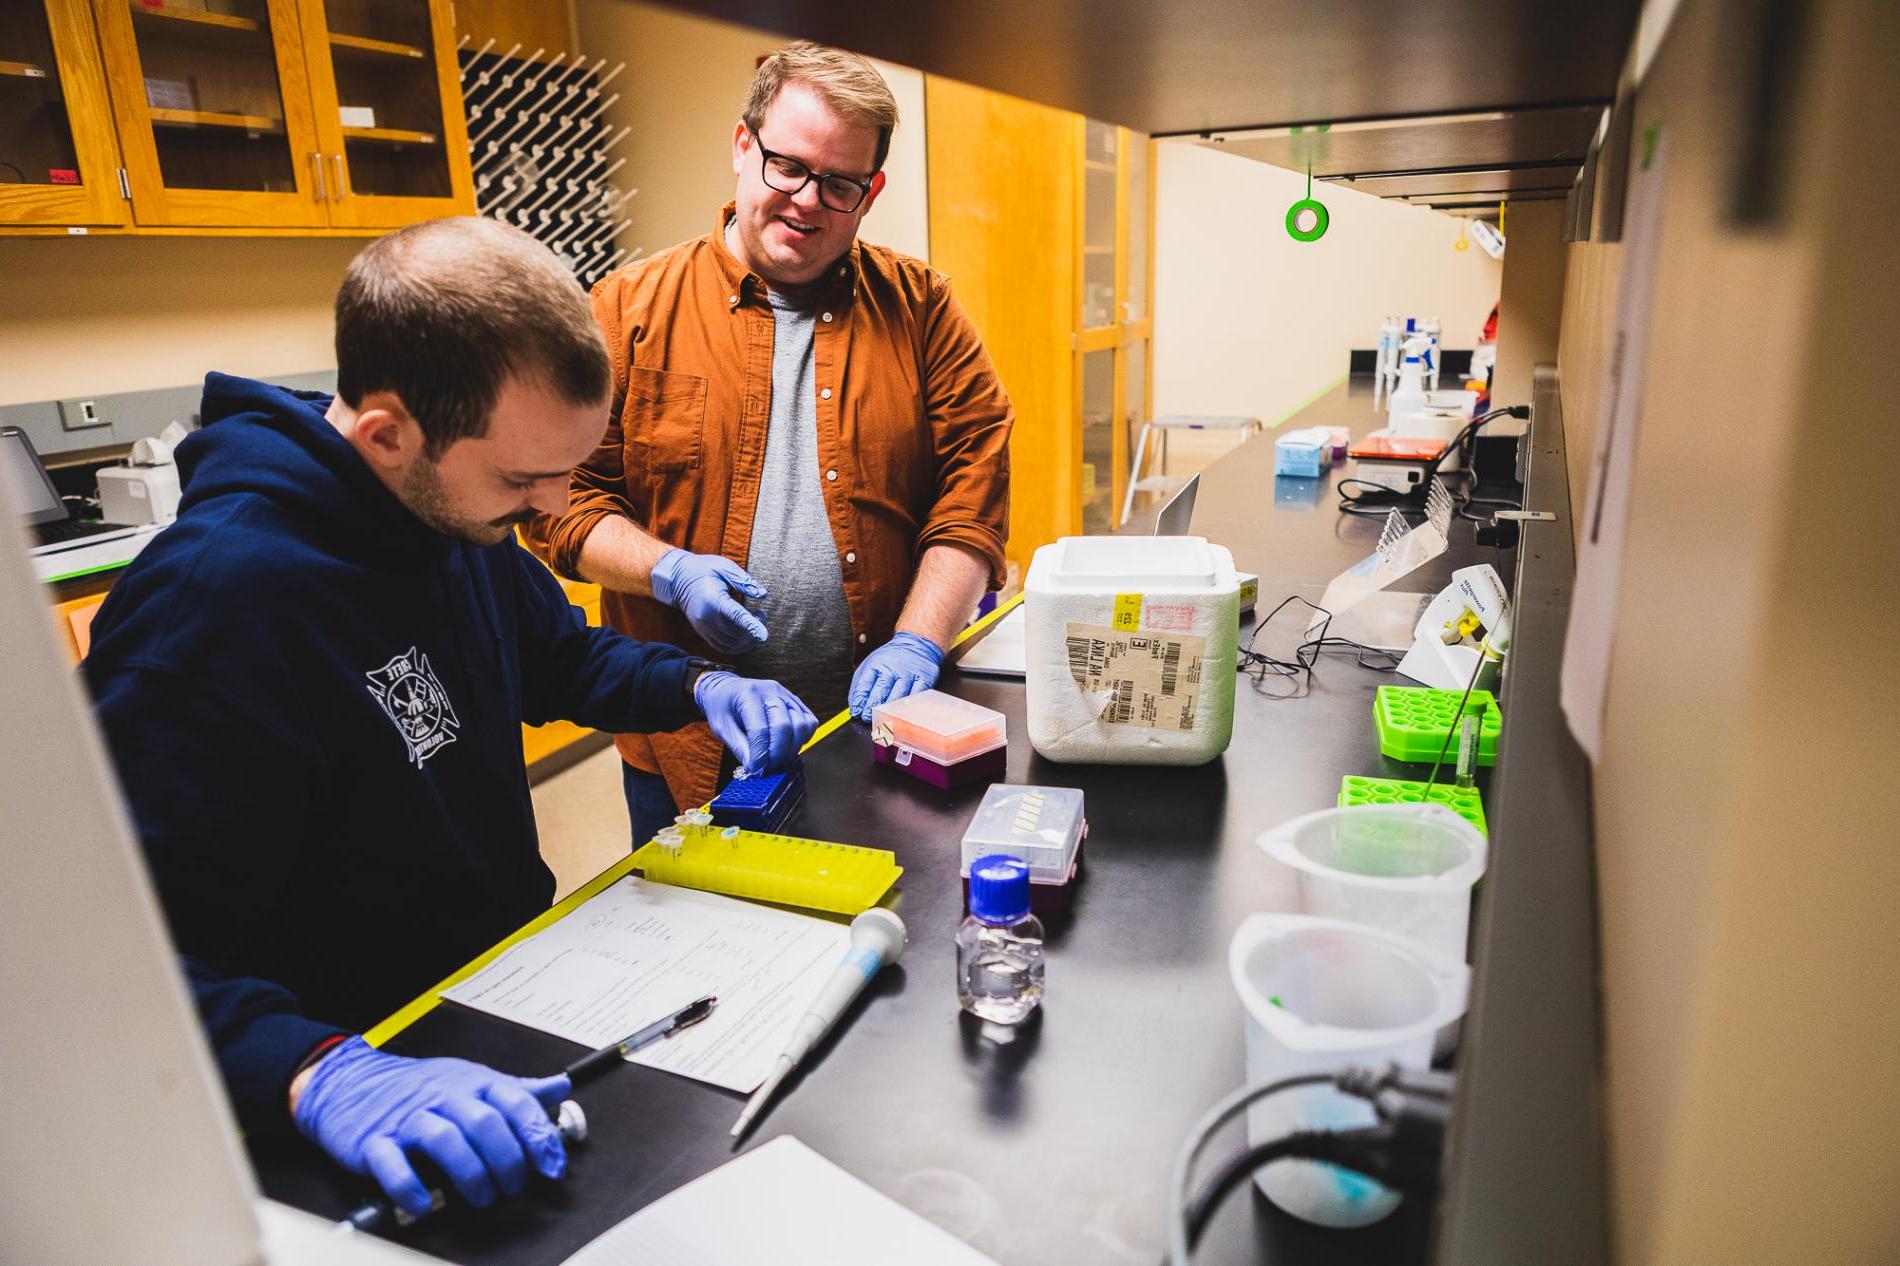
[1338,775,1487,835]
[1375,686,1501,765]
[631,816,902,915]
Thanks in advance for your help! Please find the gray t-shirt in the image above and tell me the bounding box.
[736,286,855,716]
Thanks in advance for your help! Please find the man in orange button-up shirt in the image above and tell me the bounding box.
[533,42,1013,841]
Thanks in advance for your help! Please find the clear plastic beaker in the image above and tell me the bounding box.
[1257,803,1486,964]
[1226,914,1468,1227]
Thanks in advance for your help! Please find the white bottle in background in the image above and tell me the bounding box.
[1386,335,1430,419]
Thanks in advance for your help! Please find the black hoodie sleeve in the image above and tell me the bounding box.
[88,663,343,1134]
[509,544,703,734]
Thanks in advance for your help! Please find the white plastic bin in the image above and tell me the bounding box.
[1023,536,1238,764]
[1227,914,1469,1227]
[1257,804,1486,963]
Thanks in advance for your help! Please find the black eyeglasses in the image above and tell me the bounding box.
[750,129,875,214]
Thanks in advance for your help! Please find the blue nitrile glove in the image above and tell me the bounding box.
[849,632,945,721]
[694,671,818,775]
[650,548,769,655]
[293,1037,571,1218]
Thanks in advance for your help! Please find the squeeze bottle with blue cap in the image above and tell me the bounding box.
[958,856,1045,1024]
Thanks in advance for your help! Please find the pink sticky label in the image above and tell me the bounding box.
[1143,603,1197,633]
[48,169,79,185]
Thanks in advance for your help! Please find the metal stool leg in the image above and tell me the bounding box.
[1120,422,1155,527]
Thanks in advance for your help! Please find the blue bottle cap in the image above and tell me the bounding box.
[969,855,1031,925]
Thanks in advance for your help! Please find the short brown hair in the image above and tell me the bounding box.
[334,217,609,456]
[742,41,899,172]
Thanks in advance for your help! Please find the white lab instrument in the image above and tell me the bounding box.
[1227,914,1469,1228]
[1256,804,1487,964]
[96,463,181,526]
[1395,564,1512,692]
[1468,219,1506,259]
[731,907,908,1137]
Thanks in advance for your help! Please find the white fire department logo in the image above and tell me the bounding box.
[365,647,460,768]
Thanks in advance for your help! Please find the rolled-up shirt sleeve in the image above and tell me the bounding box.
[525,275,639,580]
[916,272,1013,589]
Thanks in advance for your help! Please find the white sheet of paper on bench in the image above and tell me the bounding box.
[557,1136,999,1266]
[440,877,850,1093]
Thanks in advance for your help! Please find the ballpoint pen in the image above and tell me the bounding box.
[565,994,718,1083]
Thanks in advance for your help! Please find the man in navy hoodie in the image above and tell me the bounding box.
[83,217,817,1222]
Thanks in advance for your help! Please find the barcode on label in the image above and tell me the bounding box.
[1066,635,1108,683]
[1110,680,1135,724]
[1160,642,1182,695]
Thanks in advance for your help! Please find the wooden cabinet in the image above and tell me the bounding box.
[297,0,473,228]
[0,0,126,226]
[926,78,1156,562]
[3,0,472,234]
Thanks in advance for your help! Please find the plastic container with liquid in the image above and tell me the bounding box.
[1256,803,1486,963]
[1227,914,1468,1228]
[957,856,1045,1024]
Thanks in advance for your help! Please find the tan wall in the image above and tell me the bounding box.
[571,0,929,263]
[1151,140,1501,430]
[1493,199,1569,411]
[1558,0,1900,1260]
[0,236,362,406]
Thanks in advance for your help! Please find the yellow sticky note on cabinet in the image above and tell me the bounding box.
[1112,593,1143,631]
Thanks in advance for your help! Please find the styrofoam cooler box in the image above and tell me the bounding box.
[1024,536,1238,764]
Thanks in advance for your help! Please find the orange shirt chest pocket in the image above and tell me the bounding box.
[622,367,708,475]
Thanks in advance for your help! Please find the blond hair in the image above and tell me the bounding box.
[742,41,899,171]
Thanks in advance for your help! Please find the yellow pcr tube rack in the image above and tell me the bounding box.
[631,811,902,916]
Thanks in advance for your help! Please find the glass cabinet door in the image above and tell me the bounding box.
[1080,118,1118,332]
[95,0,326,227]
[301,0,473,228]
[0,1,126,226]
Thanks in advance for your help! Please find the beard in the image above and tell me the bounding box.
[398,459,529,546]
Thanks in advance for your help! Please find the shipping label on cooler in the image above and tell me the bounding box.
[1063,623,1206,731]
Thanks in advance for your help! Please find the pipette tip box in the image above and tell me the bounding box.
[707,765,806,834]
[872,689,1008,790]
[1275,427,1335,478]
[959,784,1087,915]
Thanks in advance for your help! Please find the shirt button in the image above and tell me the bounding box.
[727,294,738,305]
[844,550,857,564]
[825,468,838,481]
[858,632,867,644]
[822,312,833,323]
[820,387,833,401]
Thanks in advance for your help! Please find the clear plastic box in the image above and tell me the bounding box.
[871,689,1007,767]
[958,784,1086,884]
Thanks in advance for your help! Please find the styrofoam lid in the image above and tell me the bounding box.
[1041,535,1223,589]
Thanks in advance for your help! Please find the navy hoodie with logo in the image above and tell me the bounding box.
[84,373,699,1133]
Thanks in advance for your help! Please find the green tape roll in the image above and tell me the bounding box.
[1285,198,1329,242]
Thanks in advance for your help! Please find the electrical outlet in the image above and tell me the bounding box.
[58,398,108,432]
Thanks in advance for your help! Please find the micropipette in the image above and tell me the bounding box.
[730,907,907,1139]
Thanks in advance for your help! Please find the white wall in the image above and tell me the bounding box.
[573,0,928,263]
[1153,141,1502,426]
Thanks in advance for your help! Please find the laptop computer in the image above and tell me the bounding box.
[1154,472,1200,536]
[2,425,138,555]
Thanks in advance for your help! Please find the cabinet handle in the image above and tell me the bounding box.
[330,154,348,202]
[309,151,326,201]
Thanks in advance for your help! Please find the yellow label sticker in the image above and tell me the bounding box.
[1112,593,1143,632]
